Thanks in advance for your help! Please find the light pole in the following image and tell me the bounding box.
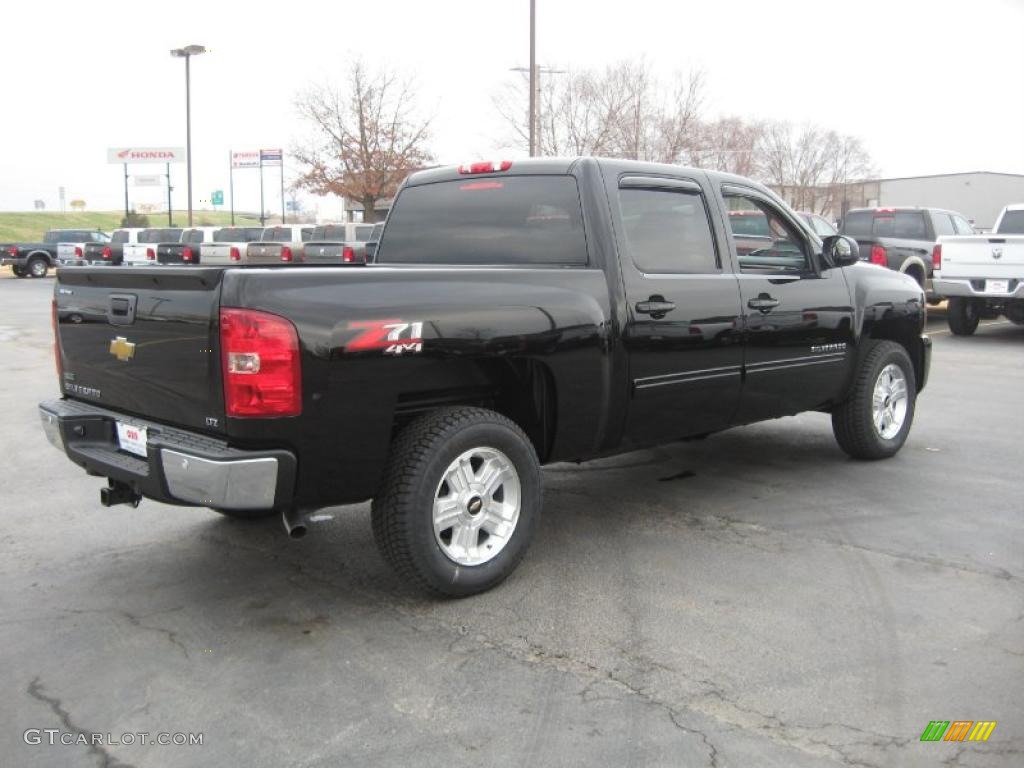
[170,44,206,226]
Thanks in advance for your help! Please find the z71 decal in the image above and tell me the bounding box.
[346,320,425,356]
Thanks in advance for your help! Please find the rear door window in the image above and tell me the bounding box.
[618,187,718,274]
[378,176,588,265]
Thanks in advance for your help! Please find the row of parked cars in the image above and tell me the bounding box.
[1,222,384,276]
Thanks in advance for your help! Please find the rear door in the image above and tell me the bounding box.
[721,186,855,424]
[614,174,744,444]
[55,268,226,432]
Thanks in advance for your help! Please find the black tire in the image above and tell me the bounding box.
[12,265,28,278]
[28,257,49,278]
[947,297,980,336]
[371,407,541,597]
[832,341,916,460]
[212,507,278,520]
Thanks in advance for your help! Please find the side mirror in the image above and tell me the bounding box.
[821,235,859,267]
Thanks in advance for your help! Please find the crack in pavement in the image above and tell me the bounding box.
[27,677,135,768]
[54,606,190,659]
[546,486,1022,583]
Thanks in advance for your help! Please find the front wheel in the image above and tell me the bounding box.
[832,341,917,460]
[947,297,980,336]
[372,407,541,597]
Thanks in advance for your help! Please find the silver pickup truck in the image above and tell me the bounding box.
[246,225,314,265]
[199,227,266,265]
[301,222,378,264]
[935,204,1024,334]
[56,231,112,267]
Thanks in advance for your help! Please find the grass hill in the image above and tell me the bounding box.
[0,211,269,242]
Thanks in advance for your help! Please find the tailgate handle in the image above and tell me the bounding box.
[108,294,137,326]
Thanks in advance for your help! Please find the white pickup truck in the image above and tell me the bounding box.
[121,228,184,266]
[935,204,1024,334]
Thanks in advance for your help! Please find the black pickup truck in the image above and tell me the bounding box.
[3,229,99,277]
[40,158,931,596]
[840,207,974,301]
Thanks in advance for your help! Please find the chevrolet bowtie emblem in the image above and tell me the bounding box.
[992,247,1003,260]
[109,337,136,361]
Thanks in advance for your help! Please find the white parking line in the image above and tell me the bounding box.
[929,320,1012,336]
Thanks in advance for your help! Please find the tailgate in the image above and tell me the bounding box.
[940,235,1024,278]
[55,267,226,433]
[247,243,284,264]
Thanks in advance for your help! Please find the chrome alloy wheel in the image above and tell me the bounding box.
[872,363,909,440]
[432,447,521,566]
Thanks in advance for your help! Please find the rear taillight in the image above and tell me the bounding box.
[220,308,301,418]
[229,246,241,262]
[342,246,355,263]
[101,246,112,260]
[146,247,156,260]
[51,298,62,379]
[932,243,942,271]
[74,246,83,258]
[457,160,513,174]
[182,246,194,263]
[7,245,17,257]
[280,246,293,262]
[870,244,887,266]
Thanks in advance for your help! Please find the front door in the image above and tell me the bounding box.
[615,175,744,446]
[720,186,855,425]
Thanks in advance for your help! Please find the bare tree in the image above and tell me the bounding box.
[494,59,704,163]
[756,121,873,214]
[688,117,765,176]
[292,60,434,222]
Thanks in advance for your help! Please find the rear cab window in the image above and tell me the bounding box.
[997,210,1024,234]
[844,210,927,239]
[377,176,588,265]
[111,230,130,244]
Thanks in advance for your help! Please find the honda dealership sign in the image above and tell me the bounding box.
[107,147,185,164]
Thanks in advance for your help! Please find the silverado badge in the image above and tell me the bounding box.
[109,336,136,362]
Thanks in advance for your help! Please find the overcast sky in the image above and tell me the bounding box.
[3,0,1023,218]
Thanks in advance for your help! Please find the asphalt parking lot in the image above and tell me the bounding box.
[1,271,1021,768]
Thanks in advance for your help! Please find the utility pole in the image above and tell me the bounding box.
[528,0,536,156]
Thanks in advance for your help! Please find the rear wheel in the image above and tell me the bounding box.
[832,341,916,460]
[947,297,980,336]
[28,257,49,278]
[372,407,541,597]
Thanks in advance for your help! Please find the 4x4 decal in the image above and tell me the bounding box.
[346,320,424,356]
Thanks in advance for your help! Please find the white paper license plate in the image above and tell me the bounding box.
[985,279,1009,294]
[116,422,148,457]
